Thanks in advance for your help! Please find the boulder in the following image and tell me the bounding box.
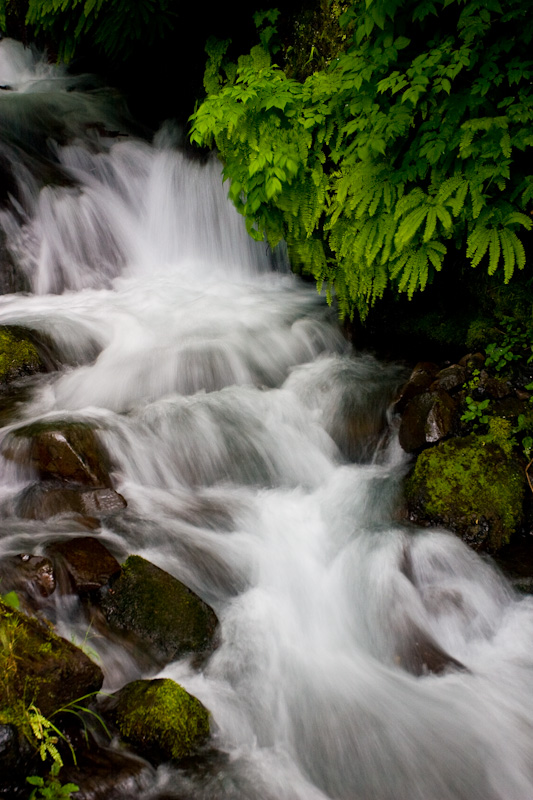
[16,482,126,520]
[100,555,219,666]
[3,421,113,487]
[399,390,457,452]
[45,537,121,594]
[0,554,55,609]
[109,678,210,763]
[394,362,439,414]
[405,434,526,551]
[0,326,42,384]
[0,599,103,719]
[429,364,466,393]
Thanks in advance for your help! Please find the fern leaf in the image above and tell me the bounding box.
[488,228,501,275]
[499,228,516,281]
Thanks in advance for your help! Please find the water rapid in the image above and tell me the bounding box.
[1,39,533,800]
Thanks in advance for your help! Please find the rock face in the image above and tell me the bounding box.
[110,678,210,763]
[45,537,121,594]
[4,421,113,486]
[399,389,457,452]
[405,435,526,551]
[0,599,103,719]
[100,555,219,665]
[16,482,127,520]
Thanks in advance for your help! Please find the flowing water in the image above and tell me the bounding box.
[1,39,533,800]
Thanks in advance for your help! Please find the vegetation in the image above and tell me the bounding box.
[0,326,41,383]
[190,0,533,320]
[0,0,177,61]
[112,678,210,762]
[405,434,526,550]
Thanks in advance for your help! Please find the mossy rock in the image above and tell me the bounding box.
[111,678,210,763]
[100,555,219,665]
[0,326,42,383]
[405,434,526,551]
[0,599,103,721]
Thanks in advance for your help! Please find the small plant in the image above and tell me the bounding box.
[461,396,490,428]
[27,762,79,800]
[484,318,533,374]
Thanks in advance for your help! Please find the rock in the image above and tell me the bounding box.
[0,598,103,719]
[405,434,526,551]
[0,326,42,384]
[394,362,440,414]
[395,621,467,676]
[0,723,32,796]
[430,364,466,393]
[59,742,151,800]
[16,482,127,520]
[100,555,219,666]
[110,678,210,763]
[476,369,512,400]
[45,537,121,594]
[0,554,55,608]
[399,390,457,452]
[4,421,113,487]
[458,352,485,371]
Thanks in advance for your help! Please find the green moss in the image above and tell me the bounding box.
[113,678,209,762]
[406,435,526,550]
[0,327,41,383]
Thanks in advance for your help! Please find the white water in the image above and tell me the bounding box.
[1,39,533,800]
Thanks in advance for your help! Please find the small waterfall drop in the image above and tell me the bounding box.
[1,39,533,800]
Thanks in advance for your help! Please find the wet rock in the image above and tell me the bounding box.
[405,434,526,551]
[430,364,466,393]
[0,554,55,607]
[394,362,440,414]
[16,482,127,520]
[395,622,467,676]
[0,598,103,719]
[46,537,121,594]
[4,421,113,487]
[100,555,219,666]
[59,742,152,800]
[109,678,210,763]
[0,229,29,295]
[0,723,32,797]
[0,326,42,384]
[399,390,457,452]
[476,369,512,400]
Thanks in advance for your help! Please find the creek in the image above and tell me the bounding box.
[1,38,533,800]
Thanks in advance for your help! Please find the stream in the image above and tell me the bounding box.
[1,38,533,800]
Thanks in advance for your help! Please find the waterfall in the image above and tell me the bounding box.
[1,39,533,800]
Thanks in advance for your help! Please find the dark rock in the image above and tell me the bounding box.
[405,434,526,551]
[395,621,467,676]
[399,390,457,452]
[430,364,466,393]
[0,723,31,797]
[476,369,512,400]
[0,554,55,606]
[100,555,219,666]
[59,742,151,800]
[4,421,113,487]
[394,362,440,414]
[109,678,210,763]
[458,352,485,371]
[16,482,127,520]
[0,599,103,719]
[0,229,29,295]
[46,537,121,594]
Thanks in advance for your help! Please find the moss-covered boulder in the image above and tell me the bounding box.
[110,678,210,763]
[405,435,526,551]
[100,555,219,665]
[0,326,42,383]
[0,600,103,720]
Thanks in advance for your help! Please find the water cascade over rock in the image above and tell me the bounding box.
[1,39,533,800]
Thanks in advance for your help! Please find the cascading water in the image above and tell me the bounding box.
[1,39,533,800]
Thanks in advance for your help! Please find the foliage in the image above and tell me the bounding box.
[27,762,79,800]
[190,0,533,319]
[0,0,177,61]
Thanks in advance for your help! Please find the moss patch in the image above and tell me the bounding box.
[405,434,525,551]
[101,555,219,664]
[0,326,42,383]
[112,678,209,762]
